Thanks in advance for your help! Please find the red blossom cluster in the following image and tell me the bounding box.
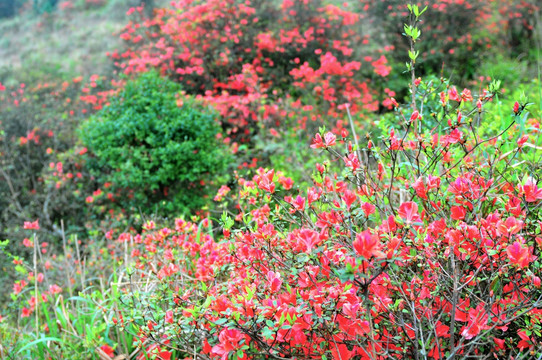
[45,78,538,359]
[112,0,386,140]
[4,2,542,358]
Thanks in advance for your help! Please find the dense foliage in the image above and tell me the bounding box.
[112,0,384,139]
[0,0,541,359]
[80,71,230,216]
[0,75,114,239]
[359,0,540,80]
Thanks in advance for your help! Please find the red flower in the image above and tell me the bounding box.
[447,128,462,144]
[353,230,384,259]
[157,263,179,280]
[519,177,542,202]
[450,206,466,220]
[100,345,115,358]
[448,86,461,102]
[460,88,473,102]
[21,307,32,318]
[278,176,293,190]
[212,328,244,360]
[440,91,447,106]
[460,304,489,340]
[513,101,520,115]
[410,110,420,122]
[23,220,39,230]
[426,175,441,189]
[371,55,391,77]
[22,238,33,248]
[361,202,376,216]
[507,241,531,268]
[256,169,275,193]
[413,177,427,199]
[496,216,523,237]
[493,338,506,350]
[165,310,174,324]
[398,201,421,225]
[517,330,533,350]
[158,350,172,360]
[310,132,336,149]
[267,271,282,293]
[343,153,360,171]
[49,284,62,295]
[297,228,321,253]
[310,133,324,149]
[517,134,529,147]
[342,189,357,210]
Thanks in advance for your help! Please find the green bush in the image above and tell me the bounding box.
[79,71,230,216]
[0,0,15,18]
[0,0,25,18]
[32,0,58,14]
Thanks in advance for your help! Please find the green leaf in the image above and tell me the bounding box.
[266,320,274,328]
[16,337,62,355]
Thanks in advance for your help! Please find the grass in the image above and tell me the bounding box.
[0,0,167,84]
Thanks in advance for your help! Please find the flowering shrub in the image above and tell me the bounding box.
[112,0,384,139]
[0,75,115,237]
[2,2,542,360]
[24,74,536,359]
[0,73,121,309]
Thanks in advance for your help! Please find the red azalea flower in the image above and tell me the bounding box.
[398,201,421,225]
[507,241,531,268]
[165,310,174,324]
[100,345,115,358]
[450,206,466,220]
[520,177,542,202]
[353,230,384,259]
[23,220,40,230]
[212,328,244,359]
[513,101,520,114]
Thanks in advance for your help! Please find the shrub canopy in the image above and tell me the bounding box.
[80,71,229,215]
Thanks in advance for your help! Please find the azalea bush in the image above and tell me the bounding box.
[0,75,118,306]
[45,65,540,358]
[0,74,118,236]
[0,75,113,217]
[2,2,542,360]
[111,0,385,139]
[13,16,538,358]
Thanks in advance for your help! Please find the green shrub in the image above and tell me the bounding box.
[0,0,16,18]
[32,0,58,14]
[79,71,230,216]
[0,0,26,18]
